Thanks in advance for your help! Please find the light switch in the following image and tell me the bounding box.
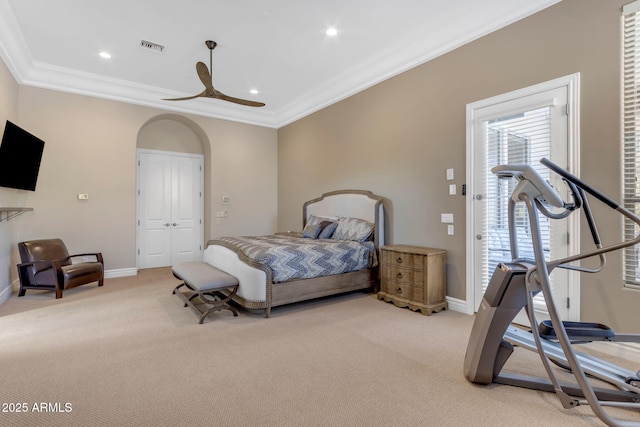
[446,168,454,181]
[449,184,456,195]
[447,225,455,235]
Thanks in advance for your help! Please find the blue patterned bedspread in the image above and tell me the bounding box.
[214,235,378,283]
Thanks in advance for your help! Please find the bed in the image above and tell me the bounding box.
[203,190,385,317]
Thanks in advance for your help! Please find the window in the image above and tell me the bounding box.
[623,1,640,290]
[484,107,552,280]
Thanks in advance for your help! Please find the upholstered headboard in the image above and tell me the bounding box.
[302,190,385,248]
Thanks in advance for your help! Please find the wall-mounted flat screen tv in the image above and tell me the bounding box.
[0,120,45,191]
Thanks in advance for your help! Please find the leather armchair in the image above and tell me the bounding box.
[17,238,104,299]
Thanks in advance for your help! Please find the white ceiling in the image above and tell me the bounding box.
[0,0,559,128]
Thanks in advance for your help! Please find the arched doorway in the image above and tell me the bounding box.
[136,115,211,269]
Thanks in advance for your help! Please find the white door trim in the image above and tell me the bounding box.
[464,73,581,317]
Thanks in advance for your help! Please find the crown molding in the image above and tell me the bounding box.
[0,0,560,129]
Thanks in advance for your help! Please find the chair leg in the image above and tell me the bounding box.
[18,287,25,297]
[55,288,63,299]
[98,279,104,287]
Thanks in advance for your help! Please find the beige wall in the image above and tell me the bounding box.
[278,0,639,330]
[0,82,277,281]
[2,0,638,330]
[0,54,20,302]
[138,119,204,154]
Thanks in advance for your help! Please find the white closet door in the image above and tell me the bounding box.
[139,153,172,268]
[138,150,203,269]
[170,155,202,265]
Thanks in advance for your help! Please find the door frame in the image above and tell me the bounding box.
[464,73,581,318]
[136,148,204,270]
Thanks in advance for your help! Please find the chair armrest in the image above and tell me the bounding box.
[17,259,63,287]
[69,252,104,264]
[17,260,58,275]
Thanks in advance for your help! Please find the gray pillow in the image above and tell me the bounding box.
[318,221,338,239]
[302,223,322,238]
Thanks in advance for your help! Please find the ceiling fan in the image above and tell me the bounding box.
[163,40,265,107]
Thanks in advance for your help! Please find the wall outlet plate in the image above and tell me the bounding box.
[441,213,454,223]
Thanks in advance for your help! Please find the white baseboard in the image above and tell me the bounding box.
[104,268,137,279]
[0,282,11,305]
[0,268,137,307]
[446,296,468,314]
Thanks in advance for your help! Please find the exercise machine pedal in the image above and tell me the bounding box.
[538,320,615,343]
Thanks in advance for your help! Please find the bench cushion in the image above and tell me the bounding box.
[172,262,238,292]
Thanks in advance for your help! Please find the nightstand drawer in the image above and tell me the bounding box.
[384,282,421,301]
[382,250,422,270]
[388,265,412,284]
[391,251,412,267]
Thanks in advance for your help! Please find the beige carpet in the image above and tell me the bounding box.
[0,268,637,427]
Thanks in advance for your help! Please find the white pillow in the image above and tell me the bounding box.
[307,214,339,225]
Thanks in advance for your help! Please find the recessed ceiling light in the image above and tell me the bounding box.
[99,51,111,59]
[250,89,259,95]
[326,27,338,36]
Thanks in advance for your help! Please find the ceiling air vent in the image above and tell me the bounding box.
[140,39,165,53]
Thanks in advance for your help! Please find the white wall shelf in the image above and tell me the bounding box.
[0,207,33,222]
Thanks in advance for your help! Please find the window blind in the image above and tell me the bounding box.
[481,107,552,294]
[623,2,640,290]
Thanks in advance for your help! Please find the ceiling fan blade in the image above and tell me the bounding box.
[196,62,214,91]
[214,92,266,107]
[163,40,266,107]
[163,90,206,101]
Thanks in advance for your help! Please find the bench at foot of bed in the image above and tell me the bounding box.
[171,261,239,324]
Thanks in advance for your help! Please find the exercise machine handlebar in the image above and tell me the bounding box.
[492,163,566,208]
[541,158,619,209]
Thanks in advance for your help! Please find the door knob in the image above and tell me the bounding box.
[475,194,483,200]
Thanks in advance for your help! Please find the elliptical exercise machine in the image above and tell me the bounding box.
[464,158,640,427]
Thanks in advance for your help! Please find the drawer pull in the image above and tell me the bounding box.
[396,287,403,294]
[396,272,403,279]
[396,257,403,264]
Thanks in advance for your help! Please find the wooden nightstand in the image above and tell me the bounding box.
[377,244,447,315]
